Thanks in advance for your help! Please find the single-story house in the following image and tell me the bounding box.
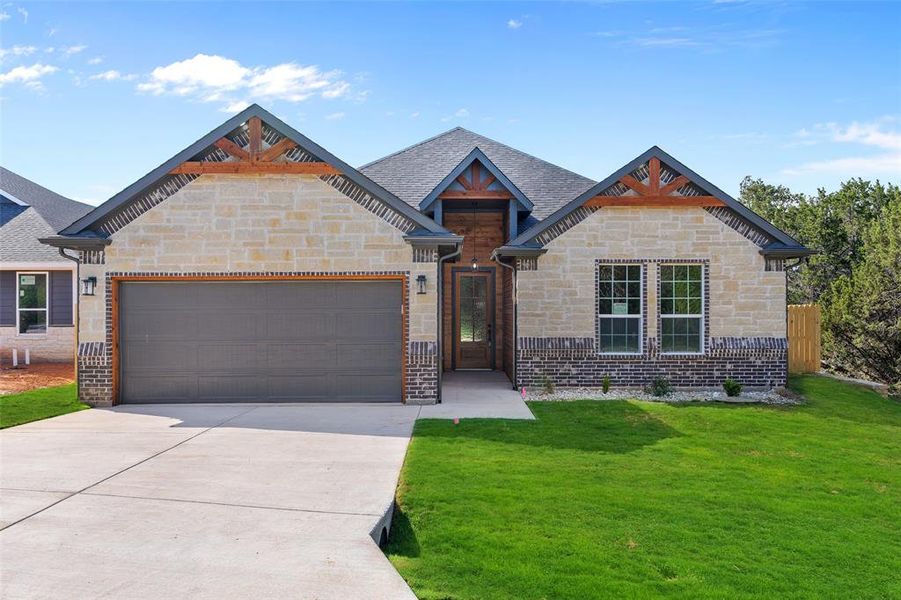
[1,168,92,363]
[41,105,812,406]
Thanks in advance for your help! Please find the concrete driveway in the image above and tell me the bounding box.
[0,404,420,599]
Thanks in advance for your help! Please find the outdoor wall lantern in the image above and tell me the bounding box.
[416,274,427,295]
[81,276,97,296]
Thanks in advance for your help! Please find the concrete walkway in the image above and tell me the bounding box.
[0,404,420,600]
[0,374,533,599]
[421,370,535,420]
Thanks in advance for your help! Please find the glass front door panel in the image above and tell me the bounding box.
[459,275,487,343]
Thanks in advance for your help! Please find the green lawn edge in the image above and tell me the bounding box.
[0,384,88,429]
[387,374,901,599]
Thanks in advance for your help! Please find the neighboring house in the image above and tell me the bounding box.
[1,168,92,363]
[41,105,811,406]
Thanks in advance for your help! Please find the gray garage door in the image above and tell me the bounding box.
[119,280,402,404]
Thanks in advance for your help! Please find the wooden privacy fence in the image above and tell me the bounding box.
[788,304,821,373]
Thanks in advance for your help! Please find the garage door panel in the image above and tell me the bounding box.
[196,343,262,371]
[335,375,399,400]
[268,375,333,400]
[122,310,198,340]
[266,312,335,341]
[198,376,267,401]
[196,311,267,340]
[332,282,402,309]
[266,282,337,309]
[336,343,401,370]
[123,376,197,403]
[121,342,197,371]
[119,280,402,404]
[335,313,400,341]
[265,343,336,370]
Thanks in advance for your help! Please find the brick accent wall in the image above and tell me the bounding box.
[517,336,787,388]
[406,341,438,404]
[77,342,112,407]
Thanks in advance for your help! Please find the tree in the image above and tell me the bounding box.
[823,197,901,391]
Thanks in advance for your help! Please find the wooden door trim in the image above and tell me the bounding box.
[109,273,407,406]
[450,267,496,371]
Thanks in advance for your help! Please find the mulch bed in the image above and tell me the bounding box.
[0,362,75,395]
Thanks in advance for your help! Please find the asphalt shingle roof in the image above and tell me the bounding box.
[0,167,92,233]
[359,127,596,220]
[1,167,92,263]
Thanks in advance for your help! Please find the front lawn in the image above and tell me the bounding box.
[0,384,88,429]
[387,376,900,599]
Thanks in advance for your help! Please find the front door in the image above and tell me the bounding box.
[454,269,494,369]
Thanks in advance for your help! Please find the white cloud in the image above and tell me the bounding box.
[454,108,470,118]
[782,154,901,176]
[47,27,58,37]
[782,117,901,178]
[325,111,345,121]
[0,63,58,89]
[220,100,251,113]
[138,53,352,110]
[87,57,103,65]
[410,111,420,119]
[17,7,28,23]
[0,11,10,22]
[0,45,38,60]
[62,45,87,57]
[89,69,136,82]
[507,19,523,29]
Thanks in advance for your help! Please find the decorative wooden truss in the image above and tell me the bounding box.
[168,117,341,176]
[438,160,512,200]
[583,157,725,208]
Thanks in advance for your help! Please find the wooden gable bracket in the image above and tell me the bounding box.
[438,160,513,200]
[169,117,341,176]
[583,157,725,208]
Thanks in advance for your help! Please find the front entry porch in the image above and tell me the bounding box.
[419,371,534,420]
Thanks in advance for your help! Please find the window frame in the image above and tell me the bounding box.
[596,262,644,356]
[16,271,49,337]
[658,262,705,355]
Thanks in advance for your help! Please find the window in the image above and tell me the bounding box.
[17,272,48,335]
[659,264,703,353]
[597,264,642,353]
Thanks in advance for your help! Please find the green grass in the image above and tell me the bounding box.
[0,384,88,429]
[387,375,901,599]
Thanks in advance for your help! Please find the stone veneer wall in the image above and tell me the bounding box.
[77,174,439,406]
[1,326,75,363]
[515,206,788,389]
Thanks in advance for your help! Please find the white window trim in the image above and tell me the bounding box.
[597,263,643,355]
[659,263,705,356]
[16,271,49,337]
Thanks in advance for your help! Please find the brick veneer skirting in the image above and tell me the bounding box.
[516,336,787,388]
[77,271,438,407]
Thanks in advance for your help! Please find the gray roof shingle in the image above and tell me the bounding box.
[359,128,596,219]
[0,167,92,232]
[1,167,92,263]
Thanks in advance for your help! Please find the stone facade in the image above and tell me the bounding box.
[77,174,439,406]
[515,206,787,389]
[1,325,75,363]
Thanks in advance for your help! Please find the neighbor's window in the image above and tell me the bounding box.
[659,264,703,353]
[597,264,642,353]
[17,272,48,335]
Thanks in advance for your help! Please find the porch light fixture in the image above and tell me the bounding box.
[81,276,97,296]
[416,274,427,295]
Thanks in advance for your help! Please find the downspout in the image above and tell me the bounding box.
[493,252,517,391]
[436,243,463,403]
[58,248,80,401]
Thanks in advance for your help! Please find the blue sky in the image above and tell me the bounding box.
[1,1,899,206]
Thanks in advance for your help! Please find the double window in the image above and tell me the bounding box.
[597,264,642,354]
[17,272,48,335]
[659,264,703,353]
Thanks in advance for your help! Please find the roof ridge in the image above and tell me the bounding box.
[359,127,466,170]
[445,128,596,183]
